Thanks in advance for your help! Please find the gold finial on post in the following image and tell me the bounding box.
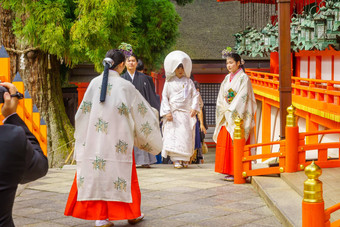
[303,161,323,203]
[286,105,296,127]
[234,116,244,139]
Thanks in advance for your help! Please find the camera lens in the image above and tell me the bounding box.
[0,86,9,104]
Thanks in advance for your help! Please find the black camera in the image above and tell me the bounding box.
[0,85,9,104]
[0,85,24,103]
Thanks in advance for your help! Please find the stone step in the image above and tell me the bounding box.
[252,167,340,226]
[252,175,302,227]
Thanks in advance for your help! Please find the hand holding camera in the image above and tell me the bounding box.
[0,82,23,118]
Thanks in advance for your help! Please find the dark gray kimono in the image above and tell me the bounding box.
[121,71,160,165]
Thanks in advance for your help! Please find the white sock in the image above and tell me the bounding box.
[95,219,112,226]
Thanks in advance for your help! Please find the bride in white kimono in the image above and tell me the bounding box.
[65,49,162,227]
[160,50,200,168]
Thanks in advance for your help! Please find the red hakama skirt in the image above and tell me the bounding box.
[215,126,251,175]
[215,126,234,175]
[64,154,141,220]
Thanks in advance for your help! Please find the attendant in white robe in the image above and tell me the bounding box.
[213,52,256,182]
[160,51,200,168]
[65,49,162,227]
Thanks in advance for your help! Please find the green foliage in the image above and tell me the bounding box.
[70,0,136,70]
[3,0,75,58]
[0,0,181,71]
[132,0,181,69]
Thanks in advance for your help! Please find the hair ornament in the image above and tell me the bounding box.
[102,57,114,68]
[118,42,133,57]
[221,46,233,59]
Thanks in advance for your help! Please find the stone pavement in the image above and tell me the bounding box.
[12,150,282,227]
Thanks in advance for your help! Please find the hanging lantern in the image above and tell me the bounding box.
[304,14,315,50]
[261,23,271,55]
[324,2,335,34]
[324,2,339,50]
[268,24,278,52]
[234,33,242,54]
[272,23,279,52]
[245,34,251,55]
[249,28,258,57]
[333,2,340,31]
[252,32,263,57]
[291,16,300,39]
[313,2,338,50]
[297,14,307,50]
[243,26,252,55]
[238,35,246,55]
[313,9,327,49]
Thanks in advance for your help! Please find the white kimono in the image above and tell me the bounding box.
[160,76,200,161]
[213,70,257,143]
[74,70,162,203]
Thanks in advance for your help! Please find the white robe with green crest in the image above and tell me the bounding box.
[74,70,162,203]
[213,70,256,143]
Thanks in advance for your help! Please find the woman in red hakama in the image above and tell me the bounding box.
[64,154,142,223]
[214,52,256,182]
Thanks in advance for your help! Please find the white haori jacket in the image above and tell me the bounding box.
[74,70,162,203]
[213,70,256,143]
[160,76,200,159]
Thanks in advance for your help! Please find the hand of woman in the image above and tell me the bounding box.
[165,113,173,121]
[190,109,197,117]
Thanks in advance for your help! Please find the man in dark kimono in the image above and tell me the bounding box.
[121,54,160,167]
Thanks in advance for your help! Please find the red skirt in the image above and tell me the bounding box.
[215,126,251,175]
[215,126,234,175]
[64,154,141,221]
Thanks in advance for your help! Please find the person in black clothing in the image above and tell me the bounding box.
[0,82,48,227]
[121,54,160,167]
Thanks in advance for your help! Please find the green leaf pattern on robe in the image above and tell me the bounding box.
[92,156,106,171]
[115,140,128,154]
[95,118,108,134]
[140,121,152,137]
[138,102,148,117]
[118,102,130,117]
[113,177,127,192]
[80,101,92,114]
[99,83,113,96]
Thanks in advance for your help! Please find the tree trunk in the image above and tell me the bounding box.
[0,7,74,167]
[0,7,18,77]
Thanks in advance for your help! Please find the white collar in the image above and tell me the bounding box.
[127,71,135,81]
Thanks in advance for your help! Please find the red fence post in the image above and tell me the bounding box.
[285,105,299,172]
[233,117,246,184]
[302,161,325,227]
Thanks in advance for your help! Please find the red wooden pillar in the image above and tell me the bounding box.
[71,82,90,108]
[278,0,292,140]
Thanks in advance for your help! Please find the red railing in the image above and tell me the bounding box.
[247,69,340,124]
[298,129,340,169]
